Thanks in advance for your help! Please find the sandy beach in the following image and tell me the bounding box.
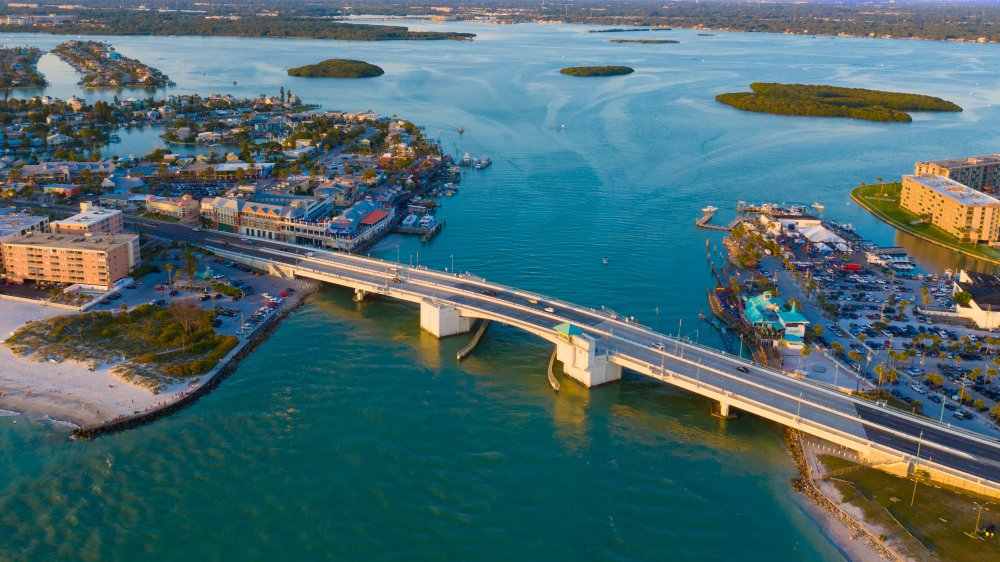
[0,299,168,427]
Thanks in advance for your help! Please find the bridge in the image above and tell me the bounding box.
[145,221,1000,498]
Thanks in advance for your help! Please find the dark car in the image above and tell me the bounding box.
[482,289,497,297]
[737,365,750,373]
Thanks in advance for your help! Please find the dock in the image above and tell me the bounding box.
[395,218,445,242]
[696,209,746,232]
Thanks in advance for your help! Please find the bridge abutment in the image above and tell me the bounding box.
[353,288,369,302]
[420,299,474,338]
[555,333,621,387]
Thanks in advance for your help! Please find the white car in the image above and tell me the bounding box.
[544,307,555,313]
[304,252,315,257]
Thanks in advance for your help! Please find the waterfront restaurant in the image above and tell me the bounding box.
[740,291,810,350]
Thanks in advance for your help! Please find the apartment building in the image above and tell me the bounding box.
[0,212,50,271]
[1,232,140,290]
[900,175,1000,246]
[915,154,1000,193]
[51,202,124,235]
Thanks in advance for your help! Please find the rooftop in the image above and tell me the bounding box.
[905,174,1000,206]
[52,205,121,228]
[920,154,1000,169]
[3,231,137,252]
[0,212,47,238]
[956,270,1000,309]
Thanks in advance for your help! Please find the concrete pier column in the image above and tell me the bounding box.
[420,299,473,338]
[555,333,621,387]
[353,288,369,302]
[712,400,737,419]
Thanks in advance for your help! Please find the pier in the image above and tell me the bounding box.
[695,208,747,232]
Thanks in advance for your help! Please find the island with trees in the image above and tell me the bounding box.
[715,83,962,123]
[52,40,173,88]
[0,46,47,89]
[560,65,635,77]
[287,59,384,78]
[608,39,679,44]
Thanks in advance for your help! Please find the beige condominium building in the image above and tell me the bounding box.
[915,154,1000,193]
[900,174,1000,246]
[1,232,140,290]
[51,202,124,235]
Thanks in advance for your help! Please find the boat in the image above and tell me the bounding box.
[602,257,609,265]
[702,205,718,214]
[459,152,472,166]
[474,156,492,169]
[811,202,825,211]
[402,214,418,228]
[458,127,464,134]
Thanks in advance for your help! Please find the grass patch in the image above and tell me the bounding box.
[852,182,1000,264]
[819,455,1000,560]
[142,212,180,222]
[5,303,237,393]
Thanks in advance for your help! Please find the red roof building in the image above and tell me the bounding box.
[360,209,389,226]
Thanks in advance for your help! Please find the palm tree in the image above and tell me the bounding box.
[165,262,174,288]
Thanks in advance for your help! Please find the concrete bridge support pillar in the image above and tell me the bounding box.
[420,299,474,338]
[353,288,369,302]
[712,400,737,419]
[555,333,621,387]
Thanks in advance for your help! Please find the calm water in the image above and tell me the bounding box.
[2,23,1000,560]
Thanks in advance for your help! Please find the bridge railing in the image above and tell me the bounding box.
[624,352,1000,494]
[229,244,1000,449]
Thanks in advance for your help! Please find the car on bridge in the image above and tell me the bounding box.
[737,365,750,373]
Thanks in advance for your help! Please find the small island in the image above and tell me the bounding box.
[560,66,635,77]
[287,59,384,78]
[609,39,679,44]
[716,83,962,123]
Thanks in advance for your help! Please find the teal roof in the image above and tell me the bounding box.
[554,323,583,337]
[783,333,804,343]
[742,292,783,330]
[777,307,809,325]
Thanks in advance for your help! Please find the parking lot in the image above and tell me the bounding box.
[90,251,312,338]
[756,232,1000,436]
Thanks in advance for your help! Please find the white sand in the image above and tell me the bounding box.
[0,299,171,427]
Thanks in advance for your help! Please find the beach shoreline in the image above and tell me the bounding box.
[0,277,319,433]
[784,429,903,561]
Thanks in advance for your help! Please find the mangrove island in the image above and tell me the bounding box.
[287,59,385,79]
[560,65,635,77]
[609,39,679,44]
[715,83,962,123]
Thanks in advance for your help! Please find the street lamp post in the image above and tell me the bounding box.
[910,430,923,507]
[972,502,990,539]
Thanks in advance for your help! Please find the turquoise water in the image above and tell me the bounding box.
[3,23,1000,560]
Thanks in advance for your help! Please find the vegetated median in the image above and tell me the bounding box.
[851,181,1000,265]
[287,59,384,78]
[716,83,962,122]
[560,65,635,77]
